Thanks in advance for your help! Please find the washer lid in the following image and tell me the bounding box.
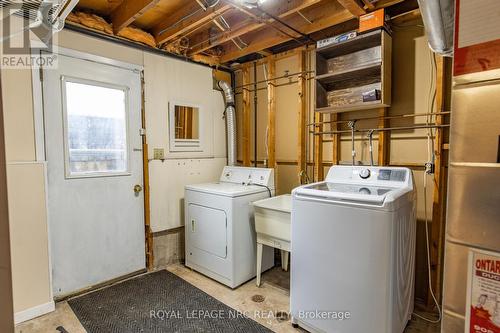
[294,182,398,205]
[185,182,270,197]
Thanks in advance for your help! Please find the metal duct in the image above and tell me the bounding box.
[218,80,237,166]
[417,0,455,56]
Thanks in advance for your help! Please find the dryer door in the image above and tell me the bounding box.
[188,204,227,258]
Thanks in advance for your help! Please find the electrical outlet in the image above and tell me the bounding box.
[425,162,435,175]
[153,148,164,160]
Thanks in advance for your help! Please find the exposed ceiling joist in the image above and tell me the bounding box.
[153,2,232,45]
[220,6,354,62]
[219,0,406,63]
[375,0,406,8]
[336,0,366,16]
[189,0,322,56]
[111,0,160,33]
[360,0,376,9]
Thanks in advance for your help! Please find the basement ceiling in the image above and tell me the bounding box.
[67,0,416,66]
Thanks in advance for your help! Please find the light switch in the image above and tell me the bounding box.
[153,148,164,160]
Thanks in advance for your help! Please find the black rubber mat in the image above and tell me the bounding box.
[68,270,272,333]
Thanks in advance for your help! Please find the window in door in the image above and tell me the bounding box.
[62,77,130,177]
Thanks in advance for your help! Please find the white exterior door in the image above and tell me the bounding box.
[43,54,145,297]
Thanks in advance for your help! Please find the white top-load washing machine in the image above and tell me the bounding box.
[185,166,275,288]
[291,166,416,333]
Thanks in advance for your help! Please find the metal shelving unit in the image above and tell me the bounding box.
[315,28,392,113]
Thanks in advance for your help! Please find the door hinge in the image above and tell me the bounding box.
[140,128,146,136]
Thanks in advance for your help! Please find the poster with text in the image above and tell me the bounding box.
[466,249,500,333]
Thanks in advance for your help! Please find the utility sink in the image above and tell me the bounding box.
[253,194,291,243]
[253,194,291,286]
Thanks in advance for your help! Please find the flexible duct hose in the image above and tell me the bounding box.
[218,80,237,166]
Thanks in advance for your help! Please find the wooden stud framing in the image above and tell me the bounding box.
[314,111,324,181]
[429,55,449,306]
[234,47,306,70]
[140,72,153,270]
[267,58,276,169]
[377,108,389,165]
[331,113,340,165]
[298,51,307,183]
[242,67,252,166]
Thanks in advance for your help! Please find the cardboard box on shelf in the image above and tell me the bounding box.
[359,9,385,33]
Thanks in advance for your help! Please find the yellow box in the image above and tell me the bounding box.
[359,8,385,33]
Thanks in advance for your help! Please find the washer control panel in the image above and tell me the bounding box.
[376,169,407,182]
[220,166,274,188]
[359,168,371,179]
[325,166,409,186]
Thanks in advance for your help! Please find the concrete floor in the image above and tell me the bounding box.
[15,264,440,333]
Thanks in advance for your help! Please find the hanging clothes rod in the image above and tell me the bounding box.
[306,111,451,127]
[311,124,450,135]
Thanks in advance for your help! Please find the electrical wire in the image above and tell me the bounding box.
[246,182,272,197]
[412,49,442,324]
[413,155,442,324]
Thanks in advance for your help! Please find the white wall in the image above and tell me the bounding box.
[143,52,227,231]
[2,28,227,322]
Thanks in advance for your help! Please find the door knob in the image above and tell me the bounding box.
[134,184,143,194]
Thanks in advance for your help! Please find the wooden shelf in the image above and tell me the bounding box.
[315,62,382,87]
[314,28,392,113]
[316,101,389,114]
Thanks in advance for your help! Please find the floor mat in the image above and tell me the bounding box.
[68,270,272,333]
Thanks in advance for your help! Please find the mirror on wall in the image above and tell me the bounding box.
[174,105,199,140]
[169,102,202,152]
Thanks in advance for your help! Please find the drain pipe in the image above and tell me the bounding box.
[218,80,237,166]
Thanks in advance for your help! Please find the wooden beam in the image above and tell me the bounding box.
[154,2,232,45]
[267,58,276,169]
[140,74,153,270]
[220,4,353,63]
[429,55,450,307]
[218,0,405,63]
[314,111,324,181]
[298,51,307,183]
[189,0,321,56]
[111,0,160,33]
[337,0,366,16]
[233,46,306,70]
[331,113,340,165]
[374,0,406,8]
[377,108,389,165]
[361,0,376,9]
[242,67,252,166]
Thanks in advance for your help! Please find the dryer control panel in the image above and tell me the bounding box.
[220,166,274,188]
